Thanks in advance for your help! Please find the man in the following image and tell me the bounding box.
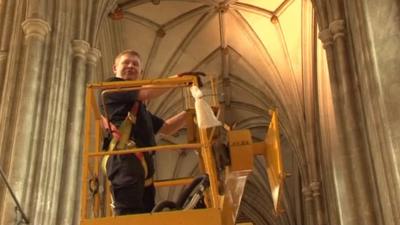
[99,49,189,215]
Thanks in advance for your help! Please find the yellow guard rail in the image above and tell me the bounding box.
[80,75,285,225]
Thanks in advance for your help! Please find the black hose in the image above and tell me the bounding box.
[151,174,209,212]
[176,174,209,208]
[151,200,177,212]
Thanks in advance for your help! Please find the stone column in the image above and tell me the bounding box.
[302,186,314,225]
[303,6,327,224]
[329,17,379,225]
[316,0,381,222]
[0,0,15,50]
[0,51,6,61]
[0,0,16,94]
[344,0,400,224]
[87,47,102,82]
[310,181,325,225]
[2,18,50,223]
[0,49,7,96]
[0,2,21,221]
[318,26,360,224]
[73,46,101,218]
[57,39,90,225]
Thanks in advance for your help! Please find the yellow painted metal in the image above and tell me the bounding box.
[81,87,93,219]
[210,77,218,107]
[80,75,285,225]
[89,89,101,120]
[87,143,202,157]
[227,111,285,214]
[221,130,254,225]
[221,111,285,218]
[80,208,222,225]
[89,76,196,89]
[251,142,265,155]
[185,109,197,143]
[154,177,194,187]
[93,120,101,216]
[227,130,253,173]
[81,76,222,222]
[196,77,221,208]
[263,111,285,213]
[198,128,220,208]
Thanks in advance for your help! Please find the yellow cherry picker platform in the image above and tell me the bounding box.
[80,75,285,225]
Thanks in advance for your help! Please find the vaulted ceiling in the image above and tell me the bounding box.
[107,0,317,224]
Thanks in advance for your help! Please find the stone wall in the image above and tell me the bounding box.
[0,1,114,225]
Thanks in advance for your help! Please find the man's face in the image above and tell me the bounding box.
[113,54,142,80]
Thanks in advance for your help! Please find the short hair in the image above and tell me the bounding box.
[114,49,141,64]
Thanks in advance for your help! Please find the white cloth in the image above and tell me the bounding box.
[190,86,221,128]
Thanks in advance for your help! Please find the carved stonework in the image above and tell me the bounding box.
[0,51,7,61]
[302,186,313,201]
[217,2,229,13]
[71,40,90,59]
[109,6,124,20]
[87,48,102,66]
[310,181,321,197]
[156,28,166,38]
[318,29,333,48]
[21,18,51,41]
[329,20,345,40]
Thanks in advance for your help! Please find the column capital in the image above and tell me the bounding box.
[310,181,321,197]
[21,18,51,41]
[318,29,333,48]
[71,40,90,59]
[302,186,313,201]
[0,51,7,61]
[329,19,346,40]
[310,181,321,190]
[87,48,102,65]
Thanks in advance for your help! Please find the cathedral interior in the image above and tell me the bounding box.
[0,0,399,225]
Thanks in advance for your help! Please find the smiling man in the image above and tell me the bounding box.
[100,49,188,215]
[113,50,141,80]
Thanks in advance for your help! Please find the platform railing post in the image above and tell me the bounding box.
[81,86,93,219]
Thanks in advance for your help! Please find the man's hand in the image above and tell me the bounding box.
[177,71,206,87]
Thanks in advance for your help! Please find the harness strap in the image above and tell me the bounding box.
[101,101,152,186]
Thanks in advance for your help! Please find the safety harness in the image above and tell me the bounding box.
[101,101,153,187]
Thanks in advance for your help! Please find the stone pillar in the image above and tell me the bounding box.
[329,17,379,225]
[344,0,400,224]
[302,186,314,225]
[303,7,327,223]
[2,18,50,223]
[0,0,16,94]
[310,181,325,225]
[57,39,90,225]
[0,0,15,50]
[0,2,21,221]
[0,51,6,85]
[73,46,101,219]
[315,0,382,223]
[318,26,360,224]
[87,47,102,82]
[0,51,6,61]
